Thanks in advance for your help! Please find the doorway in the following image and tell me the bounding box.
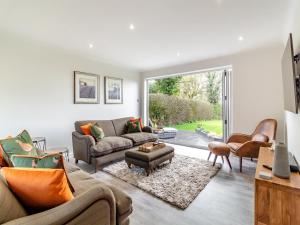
[144,67,231,149]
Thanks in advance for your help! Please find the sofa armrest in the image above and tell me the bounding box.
[227,133,252,144]
[142,126,153,133]
[72,131,95,164]
[3,185,116,225]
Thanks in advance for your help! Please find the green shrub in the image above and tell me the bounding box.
[149,94,213,126]
[212,103,222,120]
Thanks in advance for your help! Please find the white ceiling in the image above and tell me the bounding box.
[0,0,293,71]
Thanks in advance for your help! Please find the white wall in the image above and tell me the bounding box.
[285,1,300,161]
[142,44,285,141]
[0,33,140,151]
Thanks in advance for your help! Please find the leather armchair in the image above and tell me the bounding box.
[227,119,277,172]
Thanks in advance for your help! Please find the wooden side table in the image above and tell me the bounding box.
[255,147,300,225]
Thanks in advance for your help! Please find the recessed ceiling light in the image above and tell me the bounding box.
[129,24,135,30]
[177,52,180,57]
[238,36,244,41]
[89,43,94,48]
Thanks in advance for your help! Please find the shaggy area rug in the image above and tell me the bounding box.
[101,154,220,209]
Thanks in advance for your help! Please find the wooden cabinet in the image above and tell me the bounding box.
[255,147,300,225]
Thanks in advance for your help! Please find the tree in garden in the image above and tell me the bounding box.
[180,75,204,100]
[152,76,182,95]
[206,72,221,104]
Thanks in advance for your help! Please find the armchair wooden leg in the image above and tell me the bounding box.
[225,156,232,169]
[240,157,243,172]
[207,152,212,161]
[213,155,218,166]
[221,156,224,163]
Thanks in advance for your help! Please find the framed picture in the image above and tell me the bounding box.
[74,71,100,104]
[104,76,123,104]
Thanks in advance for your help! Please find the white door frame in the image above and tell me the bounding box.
[143,66,232,141]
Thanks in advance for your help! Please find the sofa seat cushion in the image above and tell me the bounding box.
[65,163,81,174]
[228,142,243,152]
[91,137,133,157]
[121,132,157,146]
[68,170,132,218]
[67,170,101,196]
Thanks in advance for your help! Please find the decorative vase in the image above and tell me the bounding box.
[272,143,290,179]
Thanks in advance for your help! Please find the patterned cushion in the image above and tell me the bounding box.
[130,118,143,129]
[10,153,75,192]
[10,153,64,169]
[127,120,142,133]
[122,132,158,146]
[91,137,133,157]
[0,130,38,166]
[90,124,105,141]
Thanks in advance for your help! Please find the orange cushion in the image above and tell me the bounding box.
[1,168,73,209]
[80,123,93,135]
[130,117,143,129]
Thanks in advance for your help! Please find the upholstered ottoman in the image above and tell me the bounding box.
[125,145,175,176]
[208,141,232,169]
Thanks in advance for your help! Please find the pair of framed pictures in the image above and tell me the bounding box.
[74,71,123,104]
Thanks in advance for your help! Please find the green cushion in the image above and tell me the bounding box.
[90,124,105,141]
[127,120,142,133]
[10,153,64,169]
[0,130,38,166]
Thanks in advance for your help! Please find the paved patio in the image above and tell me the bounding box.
[160,130,213,149]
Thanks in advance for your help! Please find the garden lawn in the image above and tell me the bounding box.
[172,120,223,136]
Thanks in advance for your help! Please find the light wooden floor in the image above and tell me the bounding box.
[74,144,256,225]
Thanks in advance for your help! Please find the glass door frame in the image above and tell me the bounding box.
[143,66,232,143]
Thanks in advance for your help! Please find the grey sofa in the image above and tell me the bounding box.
[72,117,157,171]
[0,163,132,225]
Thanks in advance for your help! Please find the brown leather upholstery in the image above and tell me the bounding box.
[208,142,230,156]
[207,141,232,169]
[251,119,277,142]
[226,118,277,172]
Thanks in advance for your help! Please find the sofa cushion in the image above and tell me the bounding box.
[80,123,92,135]
[0,175,27,224]
[251,133,269,142]
[68,169,132,218]
[1,168,73,210]
[10,153,64,169]
[75,120,116,136]
[90,124,105,141]
[90,137,133,157]
[127,120,142,133]
[112,117,131,136]
[122,132,157,146]
[0,130,39,166]
[67,170,100,196]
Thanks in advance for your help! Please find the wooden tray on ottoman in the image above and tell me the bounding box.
[138,142,166,153]
[125,145,174,176]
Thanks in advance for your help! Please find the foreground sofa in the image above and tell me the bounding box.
[0,163,132,225]
[72,117,157,171]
